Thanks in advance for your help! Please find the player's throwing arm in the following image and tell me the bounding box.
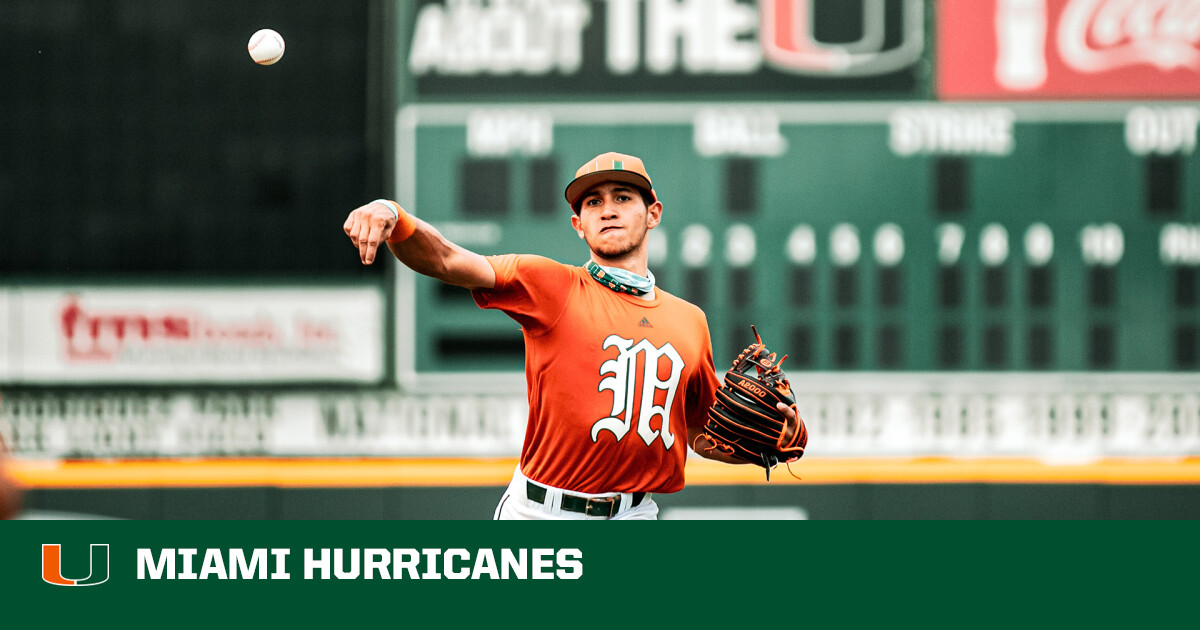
[343,199,495,290]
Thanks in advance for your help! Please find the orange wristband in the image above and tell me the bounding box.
[375,199,417,243]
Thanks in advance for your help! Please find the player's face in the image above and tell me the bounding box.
[571,183,662,261]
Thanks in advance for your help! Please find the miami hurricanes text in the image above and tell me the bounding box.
[135,548,583,580]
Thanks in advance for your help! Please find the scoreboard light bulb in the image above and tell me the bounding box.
[874,223,905,267]
[980,224,1010,267]
[725,224,756,268]
[680,224,713,268]
[936,223,966,266]
[1024,223,1054,266]
[647,230,669,266]
[786,225,817,266]
[830,223,861,267]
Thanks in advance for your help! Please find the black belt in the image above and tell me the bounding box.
[526,480,645,519]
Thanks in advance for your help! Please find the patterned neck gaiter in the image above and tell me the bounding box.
[586,260,656,297]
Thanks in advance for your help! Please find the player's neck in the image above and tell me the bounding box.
[585,258,656,300]
[589,253,648,277]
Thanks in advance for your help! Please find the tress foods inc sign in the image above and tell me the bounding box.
[1,286,385,385]
[938,0,1200,99]
[406,0,927,98]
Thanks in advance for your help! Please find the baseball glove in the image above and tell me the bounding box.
[700,325,807,480]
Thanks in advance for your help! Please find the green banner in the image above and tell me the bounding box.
[1,520,1195,627]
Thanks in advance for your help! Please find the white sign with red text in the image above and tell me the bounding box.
[8,286,384,384]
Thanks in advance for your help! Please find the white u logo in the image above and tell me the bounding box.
[760,0,925,76]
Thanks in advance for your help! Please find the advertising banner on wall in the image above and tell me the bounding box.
[937,0,1200,100]
[0,390,527,459]
[405,0,929,99]
[1,376,1197,459]
[4,286,385,384]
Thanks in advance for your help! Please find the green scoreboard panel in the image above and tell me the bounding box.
[393,102,1200,379]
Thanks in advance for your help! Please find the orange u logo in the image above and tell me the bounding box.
[42,544,110,586]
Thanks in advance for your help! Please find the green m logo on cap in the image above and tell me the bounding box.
[42,543,110,586]
[613,160,624,170]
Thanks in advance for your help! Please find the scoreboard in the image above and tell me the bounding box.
[392,0,1200,385]
[394,101,1200,377]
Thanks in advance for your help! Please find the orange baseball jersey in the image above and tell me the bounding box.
[472,254,721,494]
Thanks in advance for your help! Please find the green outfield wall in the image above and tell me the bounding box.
[17,483,1200,520]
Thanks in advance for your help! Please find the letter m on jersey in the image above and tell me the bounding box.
[592,335,684,449]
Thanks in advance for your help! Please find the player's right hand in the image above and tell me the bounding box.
[343,201,398,265]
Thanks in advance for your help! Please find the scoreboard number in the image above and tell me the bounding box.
[1160,224,1200,266]
[1080,223,1125,267]
[980,224,1010,267]
[1024,223,1054,267]
[936,223,966,266]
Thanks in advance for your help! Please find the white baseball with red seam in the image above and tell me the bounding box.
[248,29,285,65]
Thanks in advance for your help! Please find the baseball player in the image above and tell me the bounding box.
[343,152,799,519]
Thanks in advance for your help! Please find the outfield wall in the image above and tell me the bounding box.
[10,458,1200,520]
[18,481,1200,520]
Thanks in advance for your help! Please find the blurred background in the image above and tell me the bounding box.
[1,0,1198,519]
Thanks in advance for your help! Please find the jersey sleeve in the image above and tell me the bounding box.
[685,314,722,430]
[471,254,574,335]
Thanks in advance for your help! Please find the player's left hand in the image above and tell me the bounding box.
[343,201,398,265]
[700,326,808,480]
[777,402,803,442]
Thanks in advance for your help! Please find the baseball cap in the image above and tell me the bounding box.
[564,152,657,210]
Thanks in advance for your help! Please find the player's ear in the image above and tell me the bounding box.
[570,212,585,239]
[646,201,663,229]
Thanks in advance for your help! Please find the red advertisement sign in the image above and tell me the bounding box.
[937,0,1200,99]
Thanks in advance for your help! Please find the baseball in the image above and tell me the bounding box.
[248,28,285,65]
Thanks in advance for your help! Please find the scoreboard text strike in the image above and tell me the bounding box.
[394,102,1200,376]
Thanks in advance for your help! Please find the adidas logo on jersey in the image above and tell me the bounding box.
[638,317,653,328]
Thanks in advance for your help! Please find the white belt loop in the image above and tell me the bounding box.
[514,467,538,512]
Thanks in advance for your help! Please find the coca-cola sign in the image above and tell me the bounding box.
[937,0,1200,99]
